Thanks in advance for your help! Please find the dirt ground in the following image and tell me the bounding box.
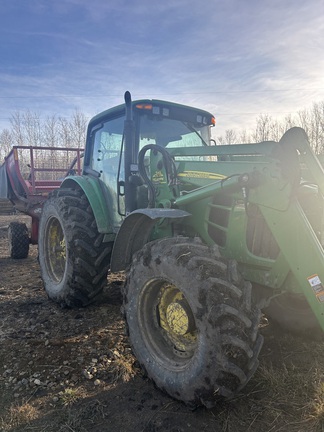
[0,214,323,432]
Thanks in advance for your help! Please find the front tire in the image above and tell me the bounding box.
[38,188,112,307]
[8,222,29,259]
[124,237,263,408]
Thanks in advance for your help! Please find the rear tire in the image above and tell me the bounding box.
[124,237,263,408]
[8,222,29,259]
[38,188,112,307]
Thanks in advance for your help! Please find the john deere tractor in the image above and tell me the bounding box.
[38,91,324,408]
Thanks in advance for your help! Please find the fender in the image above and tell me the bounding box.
[61,176,115,237]
[110,208,190,272]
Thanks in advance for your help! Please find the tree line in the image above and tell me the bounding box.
[216,101,324,154]
[0,101,323,162]
[0,110,87,161]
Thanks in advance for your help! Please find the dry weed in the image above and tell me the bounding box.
[304,369,324,431]
[0,402,39,431]
[113,355,137,383]
[59,387,86,407]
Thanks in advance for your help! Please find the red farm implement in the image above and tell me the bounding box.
[0,146,83,257]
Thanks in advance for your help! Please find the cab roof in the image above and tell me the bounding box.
[88,98,215,129]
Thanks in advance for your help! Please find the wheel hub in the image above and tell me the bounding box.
[46,217,66,283]
[166,300,195,336]
[158,283,197,353]
[59,238,66,259]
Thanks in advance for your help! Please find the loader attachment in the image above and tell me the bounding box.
[260,199,324,332]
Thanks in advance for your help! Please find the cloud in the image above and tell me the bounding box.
[0,0,323,137]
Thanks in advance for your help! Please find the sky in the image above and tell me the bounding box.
[0,0,324,138]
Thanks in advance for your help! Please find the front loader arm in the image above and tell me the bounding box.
[259,197,324,332]
[250,128,324,332]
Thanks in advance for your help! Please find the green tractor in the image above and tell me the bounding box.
[38,91,324,408]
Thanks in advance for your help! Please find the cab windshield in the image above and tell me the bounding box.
[138,114,210,149]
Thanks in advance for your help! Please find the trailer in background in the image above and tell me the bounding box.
[0,146,83,257]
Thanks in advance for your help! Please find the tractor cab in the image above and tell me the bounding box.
[83,98,215,225]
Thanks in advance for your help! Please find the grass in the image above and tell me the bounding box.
[307,371,324,430]
[0,354,323,432]
[59,387,85,407]
[0,402,39,431]
[209,330,324,432]
[113,356,137,383]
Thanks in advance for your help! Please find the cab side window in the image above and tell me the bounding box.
[90,115,125,226]
[91,116,125,193]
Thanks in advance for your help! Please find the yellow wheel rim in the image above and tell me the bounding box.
[45,217,66,283]
[158,283,197,353]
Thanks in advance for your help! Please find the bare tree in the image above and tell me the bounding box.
[252,114,273,142]
[309,102,324,154]
[295,103,324,153]
[0,129,13,161]
[69,111,88,148]
[217,129,238,145]
[297,108,311,137]
[44,115,60,147]
[1,110,88,181]
[58,117,72,147]
[56,111,87,148]
[7,109,88,150]
[10,111,25,146]
[216,135,225,145]
[10,110,43,147]
[282,114,297,132]
[24,111,42,146]
[225,129,237,144]
[238,129,251,144]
